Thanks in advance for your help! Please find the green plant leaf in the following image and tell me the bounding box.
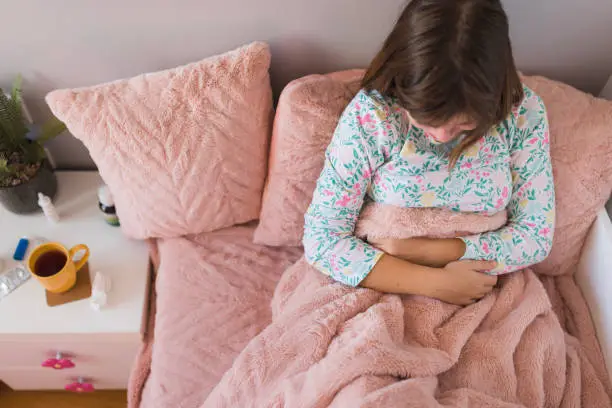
[0,90,17,145]
[38,117,67,144]
[11,74,22,112]
[0,75,46,184]
[0,76,28,150]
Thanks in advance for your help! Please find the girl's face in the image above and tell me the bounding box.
[408,112,477,143]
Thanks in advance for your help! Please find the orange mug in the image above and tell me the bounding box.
[27,242,90,293]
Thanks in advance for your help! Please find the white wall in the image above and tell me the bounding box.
[2,0,612,168]
[601,76,612,100]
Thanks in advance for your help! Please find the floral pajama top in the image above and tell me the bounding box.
[303,85,555,287]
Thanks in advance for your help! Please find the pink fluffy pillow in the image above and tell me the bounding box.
[254,70,363,246]
[257,71,612,276]
[47,42,273,239]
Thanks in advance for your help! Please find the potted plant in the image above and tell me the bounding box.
[0,76,66,214]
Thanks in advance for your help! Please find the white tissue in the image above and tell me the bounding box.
[90,272,111,311]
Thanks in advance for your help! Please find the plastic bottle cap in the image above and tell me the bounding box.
[98,185,115,206]
[38,192,50,205]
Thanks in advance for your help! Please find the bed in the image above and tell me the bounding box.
[127,209,612,407]
[42,40,612,406]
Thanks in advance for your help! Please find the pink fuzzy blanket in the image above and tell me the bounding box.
[203,203,612,407]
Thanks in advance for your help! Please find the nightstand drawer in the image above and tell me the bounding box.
[0,365,128,390]
[0,335,140,369]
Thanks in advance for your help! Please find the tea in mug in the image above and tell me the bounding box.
[33,250,68,277]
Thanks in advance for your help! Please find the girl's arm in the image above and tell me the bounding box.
[361,254,497,305]
[368,236,466,268]
[303,93,388,287]
[458,93,554,274]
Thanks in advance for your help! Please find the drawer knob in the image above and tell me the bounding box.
[65,377,95,393]
[42,352,75,370]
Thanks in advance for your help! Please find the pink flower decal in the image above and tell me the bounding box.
[354,183,363,197]
[539,228,550,236]
[528,137,539,145]
[42,355,75,370]
[482,242,490,254]
[65,379,95,393]
[502,187,509,198]
[335,195,351,207]
[329,254,339,272]
[357,113,374,127]
[461,162,472,169]
[322,189,334,196]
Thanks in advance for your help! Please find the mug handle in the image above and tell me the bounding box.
[68,244,90,272]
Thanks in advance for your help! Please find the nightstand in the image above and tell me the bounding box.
[0,171,150,391]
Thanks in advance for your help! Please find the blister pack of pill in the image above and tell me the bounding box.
[0,264,30,302]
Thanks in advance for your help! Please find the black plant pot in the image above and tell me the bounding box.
[0,160,58,214]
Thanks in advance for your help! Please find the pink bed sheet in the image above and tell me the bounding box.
[129,224,302,408]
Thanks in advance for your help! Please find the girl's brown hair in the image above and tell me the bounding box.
[362,0,523,167]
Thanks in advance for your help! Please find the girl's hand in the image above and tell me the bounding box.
[425,260,498,306]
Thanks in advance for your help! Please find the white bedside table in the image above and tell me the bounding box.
[0,171,150,391]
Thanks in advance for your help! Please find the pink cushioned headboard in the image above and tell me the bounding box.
[255,69,364,246]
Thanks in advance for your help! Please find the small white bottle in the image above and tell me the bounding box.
[38,192,60,223]
[98,185,120,227]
